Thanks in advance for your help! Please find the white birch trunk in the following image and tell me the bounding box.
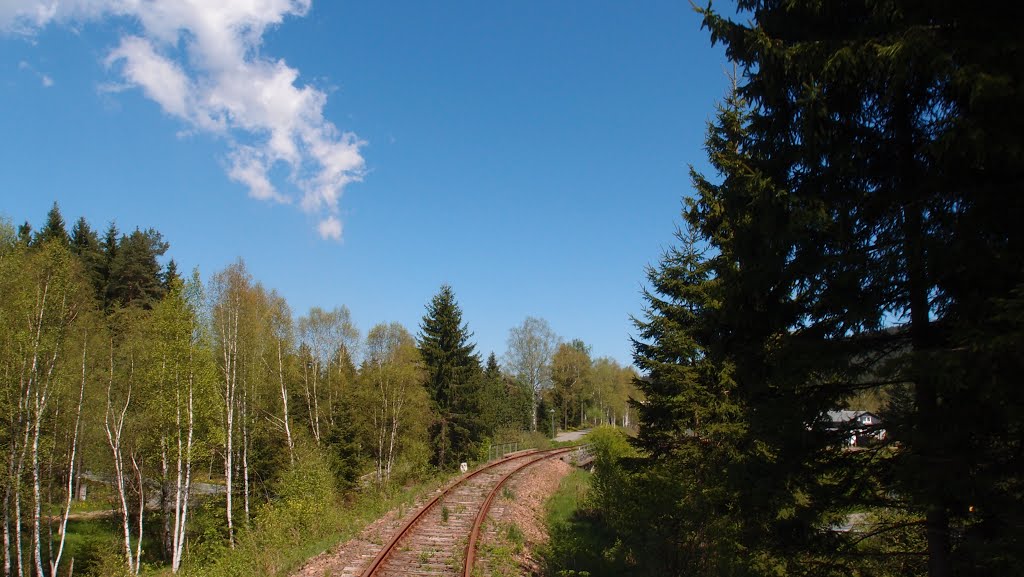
[3,480,9,577]
[311,365,321,444]
[106,347,135,575]
[219,298,238,548]
[32,294,66,577]
[278,340,294,465]
[131,454,144,574]
[171,349,195,572]
[49,332,88,577]
[241,377,250,526]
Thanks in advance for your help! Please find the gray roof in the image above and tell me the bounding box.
[827,410,879,424]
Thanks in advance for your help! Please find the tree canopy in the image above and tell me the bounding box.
[608,2,1024,576]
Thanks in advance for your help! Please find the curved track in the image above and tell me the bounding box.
[359,447,575,577]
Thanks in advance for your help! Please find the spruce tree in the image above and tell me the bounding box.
[627,92,767,576]
[107,227,169,309]
[417,284,482,469]
[99,221,119,310]
[162,259,181,292]
[70,216,105,301]
[16,221,32,245]
[36,201,70,246]
[628,1,1024,575]
[478,352,533,436]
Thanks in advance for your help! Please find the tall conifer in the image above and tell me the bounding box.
[417,284,481,469]
[36,201,69,246]
[624,2,1024,575]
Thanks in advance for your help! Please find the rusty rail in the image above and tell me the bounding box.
[359,448,557,577]
[462,446,576,577]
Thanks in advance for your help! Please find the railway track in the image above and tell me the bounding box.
[358,447,576,577]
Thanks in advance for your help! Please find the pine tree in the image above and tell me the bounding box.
[107,227,169,309]
[17,221,32,245]
[625,92,761,576]
[478,352,533,436]
[70,216,105,301]
[417,284,482,469]
[36,201,70,246]
[162,259,181,292]
[639,1,1024,574]
[99,221,120,310]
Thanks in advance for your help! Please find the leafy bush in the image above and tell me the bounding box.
[188,442,337,577]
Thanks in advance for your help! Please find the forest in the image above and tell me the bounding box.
[559,1,1023,577]
[0,206,639,577]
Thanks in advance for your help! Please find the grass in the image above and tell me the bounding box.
[540,469,626,577]
[474,521,525,577]
[545,470,591,527]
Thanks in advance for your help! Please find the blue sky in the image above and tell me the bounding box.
[0,1,731,366]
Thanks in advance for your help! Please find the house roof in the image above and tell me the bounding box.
[827,410,880,424]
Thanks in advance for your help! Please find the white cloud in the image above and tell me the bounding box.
[106,35,192,119]
[40,74,53,86]
[2,0,362,241]
[317,215,342,241]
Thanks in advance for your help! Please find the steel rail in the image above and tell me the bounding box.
[462,446,576,577]
[358,448,561,577]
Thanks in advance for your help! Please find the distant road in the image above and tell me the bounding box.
[554,429,591,442]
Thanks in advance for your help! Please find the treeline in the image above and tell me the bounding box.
[582,2,1023,577]
[0,203,638,576]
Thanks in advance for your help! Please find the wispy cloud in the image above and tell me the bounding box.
[17,57,54,87]
[2,0,364,241]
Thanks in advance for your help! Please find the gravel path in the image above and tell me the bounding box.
[553,429,591,442]
[476,456,574,576]
[288,451,575,577]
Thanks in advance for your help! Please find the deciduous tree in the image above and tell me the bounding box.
[504,317,559,432]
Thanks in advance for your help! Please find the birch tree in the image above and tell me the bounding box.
[551,340,591,429]
[268,293,295,464]
[150,274,215,572]
[504,317,559,431]
[0,240,92,577]
[104,308,148,575]
[209,261,251,548]
[297,307,358,445]
[355,323,426,486]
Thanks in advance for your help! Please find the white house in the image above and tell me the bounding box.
[826,410,885,447]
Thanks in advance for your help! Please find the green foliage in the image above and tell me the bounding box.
[195,442,336,577]
[478,353,533,435]
[417,284,483,469]
[611,1,1024,575]
[107,227,169,309]
[551,340,592,430]
[504,316,559,432]
[353,322,431,486]
[541,469,628,577]
[37,200,70,246]
[187,446,448,577]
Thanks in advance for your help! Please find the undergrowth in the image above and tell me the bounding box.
[541,468,626,577]
[136,445,447,577]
